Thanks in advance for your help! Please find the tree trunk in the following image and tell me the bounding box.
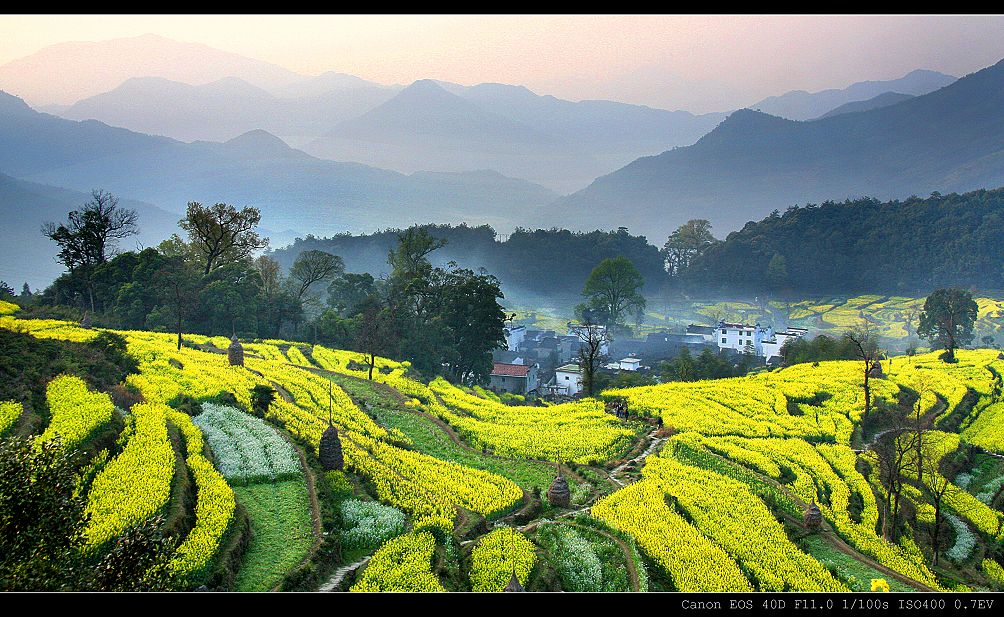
[863,364,871,417]
[931,505,941,567]
[368,353,374,381]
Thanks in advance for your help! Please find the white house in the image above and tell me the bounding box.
[760,327,809,363]
[504,325,526,352]
[716,321,760,354]
[714,320,808,363]
[618,357,642,371]
[553,363,584,396]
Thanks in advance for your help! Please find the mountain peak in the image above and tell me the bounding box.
[224,129,294,153]
[402,79,451,95]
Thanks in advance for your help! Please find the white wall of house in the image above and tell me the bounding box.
[554,365,583,396]
[713,321,807,362]
[619,357,641,371]
[716,322,761,354]
[505,326,526,352]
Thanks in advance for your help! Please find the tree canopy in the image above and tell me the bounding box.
[581,256,646,330]
[179,202,269,275]
[917,288,978,362]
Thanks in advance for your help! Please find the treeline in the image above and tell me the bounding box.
[17,192,510,384]
[269,224,667,297]
[675,188,1004,295]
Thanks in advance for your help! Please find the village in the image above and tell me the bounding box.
[488,319,809,398]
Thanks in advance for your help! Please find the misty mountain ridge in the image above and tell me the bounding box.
[58,75,398,145]
[817,91,915,119]
[750,68,956,120]
[0,33,306,107]
[304,78,725,192]
[546,57,1004,243]
[0,93,558,234]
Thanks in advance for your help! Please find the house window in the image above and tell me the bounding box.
[721,338,727,344]
[564,376,569,380]
[721,329,727,334]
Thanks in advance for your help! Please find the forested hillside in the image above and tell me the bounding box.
[677,188,1004,295]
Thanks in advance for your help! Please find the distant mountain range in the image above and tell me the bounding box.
[54,75,398,146]
[305,79,724,192]
[546,59,1004,242]
[1,34,965,195]
[0,90,560,287]
[33,71,726,193]
[0,33,307,107]
[749,69,956,120]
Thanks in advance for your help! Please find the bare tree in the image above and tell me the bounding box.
[574,310,611,397]
[916,431,966,567]
[845,322,882,418]
[179,202,269,275]
[866,426,920,541]
[355,297,395,380]
[288,250,344,301]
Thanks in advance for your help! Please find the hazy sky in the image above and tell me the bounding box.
[3,14,1004,111]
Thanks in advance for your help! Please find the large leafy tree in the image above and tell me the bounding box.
[179,202,269,275]
[662,219,718,277]
[581,256,646,330]
[917,288,978,362]
[436,264,509,384]
[327,272,377,317]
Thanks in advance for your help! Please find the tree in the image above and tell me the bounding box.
[766,253,789,293]
[328,272,376,317]
[90,515,177,591]
[354,296,396,380]
[662,219,718,277]
[179,202,269,275]
[574,309,611,397]
[288,250,344,302]
[150,256,200,350]
[436,264,509,384]
[0,281,14,300]
[42,190,138,272]
[41,190,138,312]
[386,227,447,317]
[917,288,978,363]
[844,323,882,418]
[916,432,965,567]
[0,436,88,590]
[581,256,646,330]
[866,427,920,541]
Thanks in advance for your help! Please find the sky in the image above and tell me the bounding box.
[2,14,1004,112]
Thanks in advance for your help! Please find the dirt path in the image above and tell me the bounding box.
[609,429,666,487]
[319,555,372,592]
